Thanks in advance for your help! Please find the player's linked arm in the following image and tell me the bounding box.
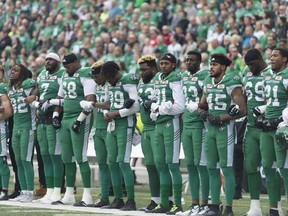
[220,87,247,122]
[0,94,13,120]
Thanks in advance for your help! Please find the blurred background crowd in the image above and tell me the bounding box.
[0,0,287,79]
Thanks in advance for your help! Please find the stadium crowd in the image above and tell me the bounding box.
[0,0,287,216]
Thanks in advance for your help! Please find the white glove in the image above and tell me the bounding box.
[161,101,173,113]
[252,105,267,117]
[151,103,159,113]
[282,107,288,123]
[80,100,94,111]
[107,120,115,133]
[186,102,198,113]
[150,112,159,121]
[40,101,52,112]
[31,101,41,109]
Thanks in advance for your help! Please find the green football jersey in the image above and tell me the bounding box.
[93,83,109,129]
[182,69,208,128]
[60,67,95,118]
[137,78,155,131]
[153,70,183,123]
[204,73,243,117]
[108,73,139,128]
[264,68,288,119]
[0,83,7,96]
[37,68,66,114]
[243,66,272,126]
[8,78,36,130]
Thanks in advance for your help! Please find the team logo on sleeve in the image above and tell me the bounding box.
[183,77,188,81]
[233,75,240,80]
[266,76,271,80]
[247,72,252,77]
[50,76,57,80]
[17,88,23,93]
[41,75,46,79]
[162,80,168,84]
[192,77,198,81]
[73,73,79,77]
[207,84,212,88]
[275,76,282,81]
[217,84,225,89]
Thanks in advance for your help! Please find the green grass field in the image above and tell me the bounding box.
[0,183,287,216]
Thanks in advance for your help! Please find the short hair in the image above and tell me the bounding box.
[273,47,288,63]
[101,61,120,79]
[210,53,232,66]
[187,50,202,62]
[137,55,157,68]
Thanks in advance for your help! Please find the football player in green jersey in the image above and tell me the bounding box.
[100,61,140,211]
[7,64,37,202]
[136,55,161,211]
[177,51,210,216]
[33,53,65,204]
[259,47,288,216]
[243,48,272,216]
[80,61,111,207]
[0,77,13,201]
[147,53,185,214]
[52,53,96,206]
[198,54,246,216]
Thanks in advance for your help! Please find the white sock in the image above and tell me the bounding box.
[250,199,260,209]
[52,187,61,196]
[44,188,54,198]
[151,197,160,204]
[64,187,74,197]
[83,188,91,197]
[29,190,34,195]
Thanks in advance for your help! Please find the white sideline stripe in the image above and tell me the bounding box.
[0,201,157,215]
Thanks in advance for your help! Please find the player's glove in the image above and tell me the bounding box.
[150,112,159,121]
[254,115,264,129]
[52,116,61,130]
[207,115,222,125]
[143,99,157,112]
[80,100,94,112]
[71,120,81,133]
[262,117,283,132]
[228,104,240,116]
[199,110,209,121]
[40,100,52,112]
[161,101,173,113]
[186,102,198,113]
[252,105,267,117]
[124,98,135,109]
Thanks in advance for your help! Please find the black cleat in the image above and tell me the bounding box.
[51,200,64,205]
[8,191,20,199]
[101,198,125,209]
[0,194,9,201]
[73,201,88,207]
[87,199,109,207]
[223,207,234,216]
[146,204,170,213]
[166,204,182,215]
[233,193,242,200]
[120,199,136,211]
[203,204,223,216]
[138,200,158,211]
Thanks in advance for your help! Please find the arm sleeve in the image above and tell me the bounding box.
[159,81,185,115]
[81,77,96,96]
[57,81,64,98]
[119,84,140,117]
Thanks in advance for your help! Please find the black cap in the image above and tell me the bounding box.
[159,53,177,63]
[244,48,262,63]
[210,53,232,66]
[62,53,77,65]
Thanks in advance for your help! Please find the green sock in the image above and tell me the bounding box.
[0,157,10,189]
[247,172,261,199]
[146,165,160,197]
[99,164,110,201]
[119,162,134,200]
[42,155,53,188]
[22,160,34,191]
[221,167,235,205]
[187,164,200,200]
[16,159,27,190]
[109,162,122,199]
[157,163,171,208]
[51,155,63,187]
[65,162,76,187]
[208,168,221,204]
[264,168,279,207]
[198,165,209,201]
[78,161,91,188]
[168,163,182,206]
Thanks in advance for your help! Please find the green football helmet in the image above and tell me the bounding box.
[276,124,288,150]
